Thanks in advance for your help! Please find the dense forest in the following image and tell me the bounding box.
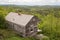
[0,5,60,40]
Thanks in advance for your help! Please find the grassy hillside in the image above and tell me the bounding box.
[0,5,60,40]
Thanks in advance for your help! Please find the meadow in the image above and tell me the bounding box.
[0,5,60,40]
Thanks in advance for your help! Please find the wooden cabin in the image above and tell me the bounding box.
[5,12,39,37]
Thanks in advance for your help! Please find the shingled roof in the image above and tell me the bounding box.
[5,12,34,26]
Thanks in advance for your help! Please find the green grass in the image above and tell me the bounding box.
[5,37,36,40]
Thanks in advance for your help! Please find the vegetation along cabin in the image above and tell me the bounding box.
[5,12,40,37]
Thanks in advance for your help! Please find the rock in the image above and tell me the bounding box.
[0,34,4,40]
[34,34,49,40]
[37,29,42,32]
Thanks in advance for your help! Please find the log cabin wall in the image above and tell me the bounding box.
[25,16,39,37]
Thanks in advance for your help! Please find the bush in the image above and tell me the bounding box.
[38,15,60,40]
[0,13,6,29]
